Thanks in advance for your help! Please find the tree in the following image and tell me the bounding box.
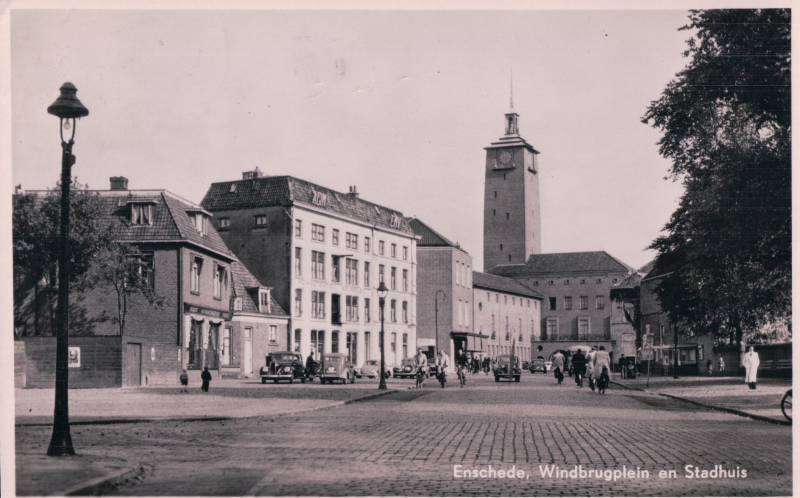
[642,9,791,346]
[13,180,116,336]
[90,243,165,336]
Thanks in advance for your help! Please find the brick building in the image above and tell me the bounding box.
[490,251,631,360]
[16,177,237,386]
[409,217,476,362]
[202,171,418,368]
[472,271,542,363]
[225,261,290,378]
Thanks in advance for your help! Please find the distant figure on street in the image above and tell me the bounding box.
[593,346,611,394]
[706,360,713,376]
[551,351,566,385]
[483,356,491,374]
[586,348,596,391]
[742,346,760,390]
[179,369,189,393]
[718,355,726,375]
[200,366,212,392]
[571,349,587,387]
[306,351,317,376]
[414,348,428,389]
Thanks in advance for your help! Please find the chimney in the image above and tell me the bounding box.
[110,176,129,191]
[242,167,263,180]
[348,185,359,198]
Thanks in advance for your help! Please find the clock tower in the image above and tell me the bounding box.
[483,103,542,271]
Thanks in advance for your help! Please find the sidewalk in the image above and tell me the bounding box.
[16,379,398,495]
[612,375,791,424]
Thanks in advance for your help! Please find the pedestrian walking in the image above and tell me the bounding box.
[586,348,596,391]
[179,369,189,393]
[551,351,565,384]
[593,346,611,394]
[718,355,726,375]
[742,346,760,390]
[201,366,212,392]
[571,349,587,387]
[706,360,713,376]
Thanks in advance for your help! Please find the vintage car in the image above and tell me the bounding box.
[530,357,548,374]
[358,359,391,379]
[319,353,355,384]
[260,351,306,384]
[392,358,419,379]
[493,354,521,382]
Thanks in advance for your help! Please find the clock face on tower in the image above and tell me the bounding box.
[499,150,512,166]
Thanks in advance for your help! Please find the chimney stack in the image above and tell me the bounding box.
[110,176,129,191]
[242,167,263,180]
[348,185,359,197]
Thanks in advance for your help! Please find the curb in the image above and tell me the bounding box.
[50,464,146,496]
[343,389,398,404]
[611,381,791,426]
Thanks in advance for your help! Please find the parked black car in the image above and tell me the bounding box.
[260,352,306,383]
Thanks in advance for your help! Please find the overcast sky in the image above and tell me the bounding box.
[11,8,690,270]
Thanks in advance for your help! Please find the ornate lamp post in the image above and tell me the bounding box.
[434,290,446,358]
[377,281,388,390]
[46,82,89,456]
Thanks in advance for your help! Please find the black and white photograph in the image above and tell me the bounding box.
[2,2,793,497]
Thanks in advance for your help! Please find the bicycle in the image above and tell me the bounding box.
[781,389,791,421]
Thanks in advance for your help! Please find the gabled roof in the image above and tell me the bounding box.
[612,271,642,290]
[201,175,414,236]
[472,271,543,300]
[25,189,234,260]
[489,251,633,277]
[230,261,288,317]
[407,217,458,248]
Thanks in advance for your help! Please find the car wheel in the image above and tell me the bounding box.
[261,378,266,384]
[494,376,499,382]
[515,376,521,383]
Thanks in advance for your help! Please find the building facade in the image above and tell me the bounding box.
[226,261,290,378]
[483,105,542,270]
[409,217,476,362]
[472,271,542,363]
[202,172,418,368]
[490,251,631,360]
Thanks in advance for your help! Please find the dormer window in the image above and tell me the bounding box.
[130,203,153,225]
[191,213,207,236]
[258,289,271,314]
[390,214,401,229]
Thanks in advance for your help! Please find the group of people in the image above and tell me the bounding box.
[550,347,611,394]
[414,348,451,388]
[178,366,213,393]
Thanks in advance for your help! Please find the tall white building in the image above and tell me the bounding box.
[202,170,417,367]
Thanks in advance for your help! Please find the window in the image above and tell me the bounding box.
[311,330,325,357]
[346,296,359,322]
[346,258,358,285]
[402,301,408,323]
[391,243,397,258]
[505,316,510,340]
[545,317,559,340]
[390,267,397,290]
[218,217,230,229]
[506,212,510,220]
[390,300,397,322]
[564,279,570,285]
[332,256,341,283]
[295,219,302,237]
[312,223,325,242]
[190,257,203,294]
[379,240,385,255]
[213,264,227,300]
[259,289,271,313]
[346,232,358,249]
[533,280,539,286]
[331,331,339,353]
[128,252,154,288]
[192,213,207,236]
[312,291,326,319]
[491,314,496,338]
[294,289,302,316]
[578,317,590,339]
[596,295,605,310]
[547,280,554,286]
[500,243,503,251]
[596,278,602,284]
[402,269,408,292]
[379,264,385,284]
[402,333,408,359]
[268,325,277,343]
[564,296,573,311]
[580,279,586,285]
[221,328,231,366]
[130,203,153,225]
[403,246,408,260]
[312,251,325,280]
[364,262,371,287]
[391,332,397,354]
[255,215,267,227]
[295,247,302,277]
[548,297,556,311]
[579,296,588,310]
[364,237,371,253]
[293,329,302,352]
[332,229,340,246]
[364,298,371,322]
[612,278,618,284]
[364,331,371,360]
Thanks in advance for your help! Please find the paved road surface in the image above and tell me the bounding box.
[16,373,791,496]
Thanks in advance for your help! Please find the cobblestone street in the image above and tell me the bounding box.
[16,373,791,496]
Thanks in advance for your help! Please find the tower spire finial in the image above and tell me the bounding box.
[509,70,514,111]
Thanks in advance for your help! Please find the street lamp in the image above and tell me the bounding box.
[434,290,446,358]
[377,281,388,390]
[672,324,679,379]
[46,82,89,457]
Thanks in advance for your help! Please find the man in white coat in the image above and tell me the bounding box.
[742,346,760,390]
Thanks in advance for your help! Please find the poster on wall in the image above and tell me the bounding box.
[68,346,81,368]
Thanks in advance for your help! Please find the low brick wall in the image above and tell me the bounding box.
[19,336,122,388]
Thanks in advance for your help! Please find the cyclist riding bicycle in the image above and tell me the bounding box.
[593,346,611,394]
[414,348,428,389]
